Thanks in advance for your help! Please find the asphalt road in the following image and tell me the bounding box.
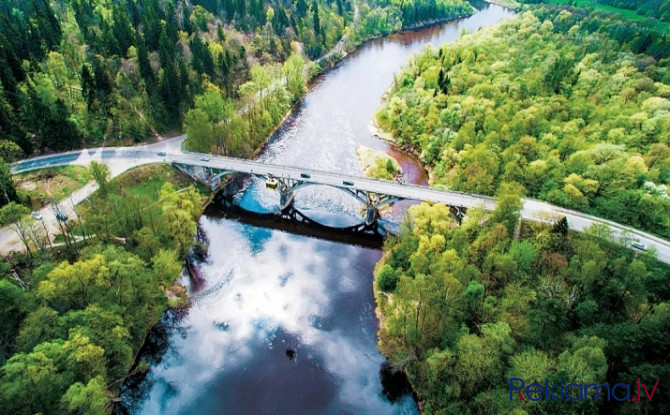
[6,139,670,264]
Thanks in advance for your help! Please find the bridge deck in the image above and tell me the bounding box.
[10,148,670,264]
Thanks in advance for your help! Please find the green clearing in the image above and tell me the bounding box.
[538,0,670,31]
[14,166,91,210]
[86,163,209,222]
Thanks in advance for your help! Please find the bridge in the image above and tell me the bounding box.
[170,151,482,232]
[8,142,670,264]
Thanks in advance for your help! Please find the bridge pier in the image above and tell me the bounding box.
[278,178,299,212]
[450,206,466,224]
[173,162,232,191]
[365,193,380,226]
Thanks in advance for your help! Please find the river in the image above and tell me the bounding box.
[120,2,515,414]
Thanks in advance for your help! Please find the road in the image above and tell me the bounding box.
[6,142,670,264]
[1,137,185,254]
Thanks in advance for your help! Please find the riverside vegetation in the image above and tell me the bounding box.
[0,0,475,211]
[376,7,670,238]
[0,0,476,413]
[0,163,205,414]
[374,4,670,415]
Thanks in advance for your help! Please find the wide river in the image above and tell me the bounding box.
[121,2,514,414]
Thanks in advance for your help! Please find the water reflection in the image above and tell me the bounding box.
[137,218,416,414]
[123,3,515,414]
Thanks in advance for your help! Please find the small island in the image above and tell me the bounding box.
[356,146,403,181]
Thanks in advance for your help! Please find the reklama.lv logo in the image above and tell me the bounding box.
[510,378,659,402]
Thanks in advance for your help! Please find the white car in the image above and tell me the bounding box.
[631,241,647,251]
[31,211,43,220]
[200,156,210,161]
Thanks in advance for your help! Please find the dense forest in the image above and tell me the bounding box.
[376,191,670,414]
[376,7,670,238]
[599,0,670,22]
[0,0,474,210]
[0,164,205,414]
[374,5,670,414]
[0,1,479,412]
[524,0,670,23]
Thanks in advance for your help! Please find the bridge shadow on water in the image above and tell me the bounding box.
[205,179,387,249]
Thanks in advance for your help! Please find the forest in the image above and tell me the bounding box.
[0,0,477,412]
[0,0,474,211]
[599,0,670,22]
[524,0,670,23]
[376,190,670,414]
[374,5,670,414]
[0,164,206,414]
[376,6,670,238]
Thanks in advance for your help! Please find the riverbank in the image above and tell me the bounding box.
[247,7,478,161]
[369,118,438,185]
[483,0,520,9]
[356,146,402,180]
[119,3,518,412]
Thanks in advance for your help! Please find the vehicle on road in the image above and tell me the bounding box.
[156,151,166,156]
[300,173,311,179]
[31,211,43,220]
[266,178,278,190]
[342,180,354,186]
[56,212,68,222]
[631,241,647,251]
[200,156,210,161]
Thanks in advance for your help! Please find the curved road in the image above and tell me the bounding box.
[5,138,670,264]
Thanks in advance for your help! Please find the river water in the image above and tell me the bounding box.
[121,2,514,414]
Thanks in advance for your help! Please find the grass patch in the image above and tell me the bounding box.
[94,164,208,209]
[15,165,91,210]
[70,164,210,237]
[538,0,670,31]
[491,0,521,9]
[100,163,208,205]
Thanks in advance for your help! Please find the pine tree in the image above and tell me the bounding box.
[312,1,321,38]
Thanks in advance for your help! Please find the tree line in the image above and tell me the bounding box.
[0,0,474,210]
[376,7,670,238]
[376,189,670,414]
[524,0,670,23]
[0,164,204,414]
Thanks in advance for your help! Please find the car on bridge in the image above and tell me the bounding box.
[266,178,278,190]
[300,173,311,179]
[200,156,210,161]
[630,241,647,251]
[156,151,166,157]
[342,180,354,186]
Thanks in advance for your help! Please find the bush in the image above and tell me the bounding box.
[378,264,399,292]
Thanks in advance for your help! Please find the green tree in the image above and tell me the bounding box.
[0,280,27,363]
[491,182,524,237]
[90,161,110,197]
[37,254,111,312]
[0,157,17,206]
[284,53,306,99]
[61,375,108,415]
[0,202,31,255]
[184,108,214,152]
[0,140,23,162]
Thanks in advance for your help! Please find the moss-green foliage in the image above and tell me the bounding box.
[375,192,670,414]
[0,166,204,413]
[348,0,474,47]
[376,8,670,238]
[528,0,670,26]
[14,166,92,210]
[0,0,473,158]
